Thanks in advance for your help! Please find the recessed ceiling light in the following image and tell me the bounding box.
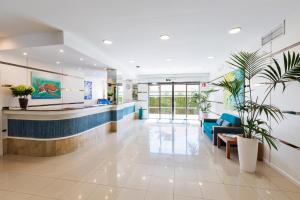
[80,58,84,61]
[56,61,61,65]
[208,56,214,59]
[165,58,172,62]
[59,49,64,53]
[229,27,241,34]
[160,34,170,40]
[94,63,97,66]
[22,52,28,56]
[129,60,135,63]
[103,40,113,45]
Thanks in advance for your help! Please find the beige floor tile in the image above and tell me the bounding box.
[152,165,175,178]
[82,167,130,187]
[285,191,300,200]
[196,169,222,183]
[241,173,278,189]
[0,190,32,200]
[268,176,300,192]
[115,188,146,200]
[26,195,57,200]
[224,185,260,200]
[256,189,291,200]
[201,182,232,200]
[148,176,174,194]
[86,185,119,200]
[59,182,97,200]
[174,180,203,198]
[36,179,78,199]
[175,167,199,181]
[174,195,204,200]
[0,173,54,194]
[123,173,151,190]
[145,191,173,200]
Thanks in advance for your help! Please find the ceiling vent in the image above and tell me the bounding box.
[261,20,285,46]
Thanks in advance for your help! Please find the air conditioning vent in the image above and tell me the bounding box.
[261,20,285,46]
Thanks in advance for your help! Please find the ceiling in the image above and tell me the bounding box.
[0,45,107,76]
[0,0,299,78]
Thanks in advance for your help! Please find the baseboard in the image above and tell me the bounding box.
[263,158,300,187]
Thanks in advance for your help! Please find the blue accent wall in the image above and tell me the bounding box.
[8,105,135,139]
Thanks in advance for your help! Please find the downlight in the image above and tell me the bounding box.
[229,27,241,34]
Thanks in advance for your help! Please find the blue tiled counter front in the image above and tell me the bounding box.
[5,103,135,139]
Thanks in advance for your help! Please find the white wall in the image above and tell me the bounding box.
[260,15,300,184]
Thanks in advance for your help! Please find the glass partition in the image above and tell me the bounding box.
[174,84,187,119]
[160,84,172,119]
[148,85,160,118]
[187,84,200,120]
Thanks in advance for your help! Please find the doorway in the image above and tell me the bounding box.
[148,83,200,120]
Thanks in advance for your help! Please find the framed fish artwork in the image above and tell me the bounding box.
[31,71,62,99]
[84,81,92,100]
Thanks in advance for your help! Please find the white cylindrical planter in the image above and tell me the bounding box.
[237,136,258,173]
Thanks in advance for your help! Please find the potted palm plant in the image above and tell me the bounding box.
[10,85,34,110]
[216,51,300,172]
[190,89,217,119]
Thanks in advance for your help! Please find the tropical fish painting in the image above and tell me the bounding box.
[31,72,61,99]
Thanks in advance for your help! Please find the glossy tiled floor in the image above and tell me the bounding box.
[1,120,300,200]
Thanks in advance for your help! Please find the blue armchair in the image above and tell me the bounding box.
[203,113,244,145]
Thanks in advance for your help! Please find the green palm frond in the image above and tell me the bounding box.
[213,79,243,99]
[244,100,284,123]
[227,51,268,80]
[261,52,300,91]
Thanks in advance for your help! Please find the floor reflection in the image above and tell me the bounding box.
[147,120,201,155]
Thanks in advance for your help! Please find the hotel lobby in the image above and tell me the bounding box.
[1,1,300,199]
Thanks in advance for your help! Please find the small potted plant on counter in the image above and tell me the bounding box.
[10,85,34,110]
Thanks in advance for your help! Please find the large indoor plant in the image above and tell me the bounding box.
[190,89,217,119]
[216,51,300,172]
[10,85,34,110]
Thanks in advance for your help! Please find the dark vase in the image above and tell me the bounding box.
[19,98,28,110]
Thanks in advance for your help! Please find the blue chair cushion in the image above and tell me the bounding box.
[216,118,223,126]
[220,113,241,126]
[222,120,232,127]
[97,99,111,105]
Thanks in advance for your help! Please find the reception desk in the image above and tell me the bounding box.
[3,102,136,156]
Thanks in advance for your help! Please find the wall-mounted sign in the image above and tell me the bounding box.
[84,81,92,100]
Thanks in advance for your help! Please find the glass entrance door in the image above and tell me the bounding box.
[160,84,173,119]
[148,83,199,120]
[174,84,187,119]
